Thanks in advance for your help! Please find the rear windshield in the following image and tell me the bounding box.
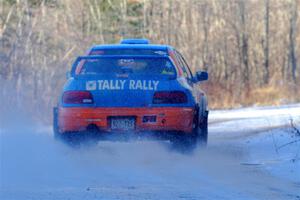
[75,57,176,77]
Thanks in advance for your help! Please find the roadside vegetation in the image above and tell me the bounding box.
[0,0,299,122]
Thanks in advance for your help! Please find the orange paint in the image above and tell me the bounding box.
[58,107,194,133]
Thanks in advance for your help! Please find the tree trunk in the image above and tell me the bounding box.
[263,0,270,85]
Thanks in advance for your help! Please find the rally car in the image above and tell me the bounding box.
[53,39,209,145]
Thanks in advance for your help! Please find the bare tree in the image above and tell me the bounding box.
[263,0,270,85]
[1,0,299,121]
[288,0,298,83]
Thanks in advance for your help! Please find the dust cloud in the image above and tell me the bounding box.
[1,106,298,199]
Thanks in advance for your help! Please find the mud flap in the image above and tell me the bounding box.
[198,110,208,145]
[53,107,60,138]
[170,132,198,152]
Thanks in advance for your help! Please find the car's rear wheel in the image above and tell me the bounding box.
[169,132,197,152]
[53,108,100,147]
[170,111,208,150]
[192,109,208,146]
[197,115,208,146]
[53,107,60,139]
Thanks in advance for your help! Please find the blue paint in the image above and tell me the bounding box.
[59,42,205,109]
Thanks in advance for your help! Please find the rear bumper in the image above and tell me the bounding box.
[57,107,195,133]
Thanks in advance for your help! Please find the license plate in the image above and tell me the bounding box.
[110,118,135,131]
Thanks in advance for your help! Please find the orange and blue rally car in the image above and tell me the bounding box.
[53,39,209,145]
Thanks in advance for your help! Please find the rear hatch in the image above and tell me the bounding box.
[63,55,193,107]
[81,75,170,107]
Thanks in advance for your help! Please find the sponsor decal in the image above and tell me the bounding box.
[86,81,97,90]
[86,80,159,91]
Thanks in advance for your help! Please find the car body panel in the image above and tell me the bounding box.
[58,107,194,133]
[56,40,208,134]
[60,76,196,108]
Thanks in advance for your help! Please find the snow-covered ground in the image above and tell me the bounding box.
[209,103,300,139]
[0,104,300,200]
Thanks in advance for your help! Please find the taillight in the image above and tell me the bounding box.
[62,91,94,104]
[153,91,187,104]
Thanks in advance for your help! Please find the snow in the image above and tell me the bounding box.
[210,103,300,122]
[1,104,300,200]
[209,104,300,186]
[242,127,300,183]
[209,103,300,139]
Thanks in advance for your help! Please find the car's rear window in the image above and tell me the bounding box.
[75,57,176,77]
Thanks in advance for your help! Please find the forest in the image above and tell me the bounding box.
[0,0,299,122]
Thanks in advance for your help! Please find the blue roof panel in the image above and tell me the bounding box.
[91,44,169,51]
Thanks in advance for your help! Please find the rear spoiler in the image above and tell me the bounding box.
[70,55,169,77]
[120,39,150,44]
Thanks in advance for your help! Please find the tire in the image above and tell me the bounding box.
[198,115,208,145]
[169,132,198,152]
[194,110,208,146]
[53,107,60,139]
